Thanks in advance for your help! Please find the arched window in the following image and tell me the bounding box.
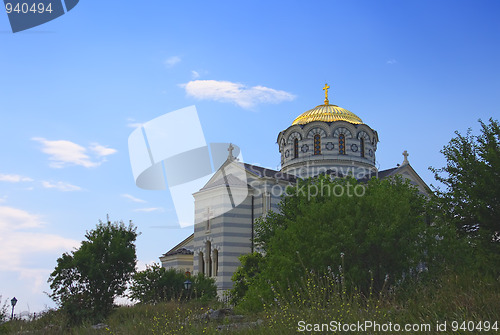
[339,134,345,155]
[212,249,218,277]
[314,134,321,155]
[360,138,365,157]
[293,138,299,158]
[205,241,212,277]
[198,252,204,275]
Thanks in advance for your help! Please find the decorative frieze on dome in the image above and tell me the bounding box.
[277,84,379,179]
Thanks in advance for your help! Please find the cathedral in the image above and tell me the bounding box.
[160,85,430,295]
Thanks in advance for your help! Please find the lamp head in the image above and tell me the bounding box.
[183,280,192,290]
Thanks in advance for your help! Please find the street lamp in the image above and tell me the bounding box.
[10,297,17,320]
[183,279,192,290]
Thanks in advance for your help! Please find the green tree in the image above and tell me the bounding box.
[229,252,263,305]
[430,118,500,258]
[129,265,217,304]
[190,272,218,302]
[129,264,181,304]
[238,176,440,309]
[48,219,138,324]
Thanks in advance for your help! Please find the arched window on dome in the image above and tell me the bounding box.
[314,134,321,155]
[339,134,345,155]
[293,138,299,159]
[360,138,365,158]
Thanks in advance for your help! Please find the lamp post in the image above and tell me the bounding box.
[10,297,17,320]
[183,279,192,291]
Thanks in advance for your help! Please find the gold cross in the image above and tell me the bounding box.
[323,83,330,105]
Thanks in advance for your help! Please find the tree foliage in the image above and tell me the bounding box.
[235,176,441,308]
[431,118,500,257]
[229,252,263,305]
[48,219,138,324]
[0,296,8,323]
[129,264,217,304]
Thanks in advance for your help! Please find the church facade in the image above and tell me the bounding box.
[160,85,430,295]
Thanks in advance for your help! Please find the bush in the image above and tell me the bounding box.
[129,265,217,304]
[0,296,8,323]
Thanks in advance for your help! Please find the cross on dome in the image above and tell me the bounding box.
[323,83,330,105]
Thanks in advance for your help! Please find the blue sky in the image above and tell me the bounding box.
[0,0,499,314]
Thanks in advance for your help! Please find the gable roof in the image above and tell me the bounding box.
[378,164,432,195]
[161,233,194,257]
[243,163,296,182]
[377,167,399,179]
[198,159,297,193]
[163,247,194,257]
[203,173,248,190]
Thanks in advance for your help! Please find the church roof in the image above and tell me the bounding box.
[377,167,399,179]
[243,163,296,182]
[291,84,363,126]
[163,247,194,257]
[200,162,297,192]
[161,233,194,257]
[203,173,248,189]
[292,104,363,125]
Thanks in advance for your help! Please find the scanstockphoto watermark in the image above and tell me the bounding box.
[297,320,500,333]
[284,163,378,181]
[251,178,366,201]
[297,320,432,332]
[293,179,366,200]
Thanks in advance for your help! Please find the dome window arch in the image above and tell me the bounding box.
[339,134,346,155]
[293,138,299,158]
[360,138,365,157]
[314,134,321,155]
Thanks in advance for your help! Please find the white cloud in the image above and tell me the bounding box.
[386,59,397,64]
[0,196,7,203]
[182,80,296,109]
[0,206,79,272]
[32,137,117,168]
[42,181,82,192]
[89,143,117,157]
[0,206,45,230]
[191,70,200,79]
[121,193,146,203]
[0,174,33,183]
[165,56,181,68]
[134,207,163,213]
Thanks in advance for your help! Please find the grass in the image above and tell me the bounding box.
[2,269,499,334]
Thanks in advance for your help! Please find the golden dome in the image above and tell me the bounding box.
[292,84,363,125]
[292,104,363,125]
